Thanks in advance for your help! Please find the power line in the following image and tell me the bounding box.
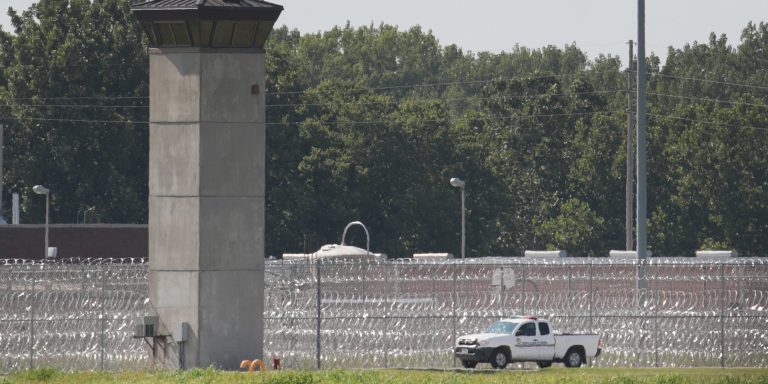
[0,109,621,126]
[6,96,147,101]
[267,90,620,108]
[3,69,766,112]
[5,69,767,103]
[3,90,622,110]
[0,116,148,124]
[266,75,576,96]
[647,93,768,109]
[627,69,768,91]
[648,113,768,132]
[4,71,625,102]
[3,111,763,132]
[266,110,621,127]
[9,90,767,112]
[2,104,148,109]
[650,73,768,91]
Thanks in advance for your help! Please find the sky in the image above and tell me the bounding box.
[2,0,767,68]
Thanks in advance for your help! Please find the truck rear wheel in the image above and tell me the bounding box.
[564,348,583,368]
[490,348,509,369]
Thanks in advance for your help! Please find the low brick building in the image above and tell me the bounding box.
[0,224,147,260]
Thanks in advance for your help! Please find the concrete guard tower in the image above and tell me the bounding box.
[132,0,282,369]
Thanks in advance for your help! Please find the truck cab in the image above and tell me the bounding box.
[455,316,600,369]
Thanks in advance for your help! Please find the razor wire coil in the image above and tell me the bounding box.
[1,257,767,371]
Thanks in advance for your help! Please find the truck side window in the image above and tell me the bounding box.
[515,322,536,336]
[538,322,550,336]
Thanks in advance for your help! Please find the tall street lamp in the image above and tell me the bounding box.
[32,185,50,258]
[450,177,465,259]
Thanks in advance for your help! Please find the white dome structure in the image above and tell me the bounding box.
[282,221,386,261]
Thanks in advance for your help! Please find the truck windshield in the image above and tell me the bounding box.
[484,321,517,334]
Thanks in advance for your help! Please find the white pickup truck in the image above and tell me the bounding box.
[454,316,601,369]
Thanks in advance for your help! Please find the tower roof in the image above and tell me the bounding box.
[132,0,283,48]
[132,0,283,21]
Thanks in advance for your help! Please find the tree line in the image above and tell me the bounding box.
[1,1,767,257]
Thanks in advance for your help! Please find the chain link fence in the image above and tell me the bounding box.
[1,257,767,372]
[0,258,151,372]
[264,257,768,369]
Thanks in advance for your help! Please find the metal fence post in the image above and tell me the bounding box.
[737,262,743,312]
[452,261,457,368]
[720,262,725,368]
[566,264,573,321]
[521,263,526,315]
[384,262,389,369]
[30,272,35,370]
[588,262,593,334]
[654,262,659,367]
[588,261,594,368]
[315,259,322,370]
[431,264,436,367]
[500,264,505,318]
[288,262,297,355]
[100,266,106,370]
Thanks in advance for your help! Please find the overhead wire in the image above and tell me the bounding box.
[2,90,622,110]
[0,116,148,124]
[0,109,622,126]
[621,69,768,93]
[266,90,619,108]
[260,71,611,96]
[649,73,768,92]
[2,68,631,102]
[6,96,147,101]
[5,90,767,111]
[647,93,768,109]
[3,68,766,103]
[265,110,622,127]
[6,110,763,132]
[3,104,148,109]
[648,113,768,132]
[1,69,765,126]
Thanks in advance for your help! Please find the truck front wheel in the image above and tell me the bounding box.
[490,348,509,369]
[461,360,477,369]
[564,348,584,368]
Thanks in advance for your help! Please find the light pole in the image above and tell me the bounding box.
[32,185,50,258]
[450,177,465,259]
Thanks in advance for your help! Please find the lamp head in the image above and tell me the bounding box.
[450,178,465,189]
[32,185,49,195]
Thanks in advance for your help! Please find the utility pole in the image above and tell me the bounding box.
[0,123,4,223]
[636,0,648,260]
[626,41,634,251]
[636,0,648,311]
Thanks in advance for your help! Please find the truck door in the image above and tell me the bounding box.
[534,321,556,360]
[512,321,538,360]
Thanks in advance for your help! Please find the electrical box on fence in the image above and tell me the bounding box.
[175,322,190,342]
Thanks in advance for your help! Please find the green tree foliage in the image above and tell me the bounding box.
[2,3,767,257]
[645,23,768,256]
[291,81,461,256]
[536,198,606,257]
[262,21,768,257]
[1,0,148,223]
